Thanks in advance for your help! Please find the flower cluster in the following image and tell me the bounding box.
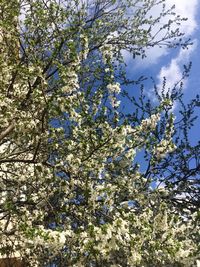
[154,139,176,159]
[100,43,114,63]
[0,0,199,266]
[107,82,121,94]
[153,114,176,159]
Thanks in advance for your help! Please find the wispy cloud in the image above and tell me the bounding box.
[124,0,199,68]
[166,0,198,36]
[154,0,199,96]
[157,40,197,94]
[141,0,199,106]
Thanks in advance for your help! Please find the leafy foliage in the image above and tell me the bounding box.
[0,0,199,266]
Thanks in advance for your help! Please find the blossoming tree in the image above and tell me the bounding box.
[0,0,199,266]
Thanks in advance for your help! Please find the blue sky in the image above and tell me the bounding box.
[123,0,200,144]
[120,0,200,173]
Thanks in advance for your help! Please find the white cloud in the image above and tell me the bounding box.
[145,39,197,109]
[166,0,198,36]
[157,40,197,94]
[124,0,199,68]
[140,0,199,105]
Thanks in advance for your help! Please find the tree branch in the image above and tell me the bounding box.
[0,122,15,142]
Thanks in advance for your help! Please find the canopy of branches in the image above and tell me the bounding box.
[0,0,199,266]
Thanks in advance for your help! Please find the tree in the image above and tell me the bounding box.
[0,0,199,266]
